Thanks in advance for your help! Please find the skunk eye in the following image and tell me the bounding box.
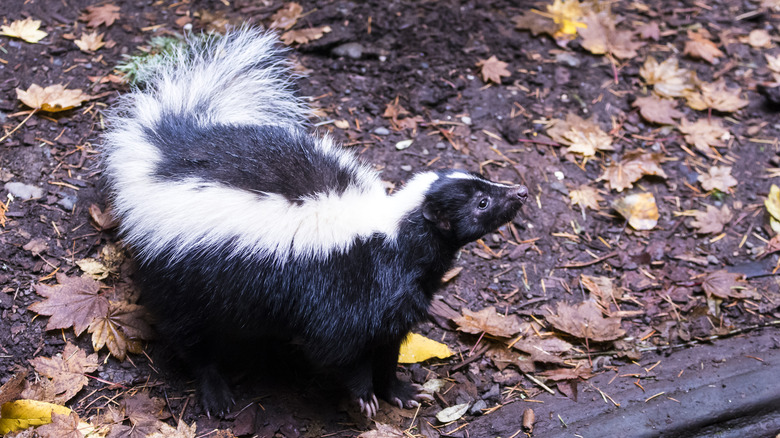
[478,198,489,209]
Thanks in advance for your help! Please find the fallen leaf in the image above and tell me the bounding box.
[27,343,98,405]
[522,408,535,433]
[537,366,593,381]
[0,400,72,435]
[29,273,109,336]
[89,301,153,360]
[686,79,748,112]
[612,192,659,230]
[745,29,772,49]
[436,403,470,423]
[569,185,604,211]
[545,301,625,342]
[80,4,121,28]
[121,393,170,425]
[269,2,303,30]
[678,118,729,153]
[683,29,724,64]
[766,54,780,82]
[639,57,696,98]
[0,371,28,407]
[581,275,623,311]
[453,306,525,338]
[764,184,780,233]
[76,258,112,281]
[398,333,453,363]
[599,150,666,192]
[511,336,572,365]
[698,165,737,192]
[23,238,48,256]
[476,56,511,84]
[546,0,587,37]
[106,420,161,438]
[689,204,733,234]
[0,17,47,43]
[579,11,643,59]
[280,26,331,45]
[358,423,405,438]
[16,84,89,113]
[74,31,105,52]
[702,270,747,299]
[546,113,614,156]
[486,346,536,372]
[637,21,660,41]
[89,204,119,230]
[633,95,684,125]
[147,421,197,438]
[382,98,423,131]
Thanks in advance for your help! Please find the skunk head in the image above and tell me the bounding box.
[421,171,528,246]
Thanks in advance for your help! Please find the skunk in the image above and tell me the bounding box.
[102,28,528,417]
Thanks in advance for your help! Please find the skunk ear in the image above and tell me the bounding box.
[423,203,451,231]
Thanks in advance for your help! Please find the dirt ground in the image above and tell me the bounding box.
[1,0,779,437]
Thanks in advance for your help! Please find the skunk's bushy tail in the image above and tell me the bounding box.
[114,27,307,131]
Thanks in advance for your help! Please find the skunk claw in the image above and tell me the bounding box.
[359,394,379,418]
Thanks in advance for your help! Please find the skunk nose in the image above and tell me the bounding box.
[511,185,528,202]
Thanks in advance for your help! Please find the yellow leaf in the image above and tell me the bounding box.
[612,192,659,231]
[0,18,48,43]
[546,0,586,37]
[16,84,89,113]
[398,333,453,364]
[765,185,780,230]
[0,399,72,434]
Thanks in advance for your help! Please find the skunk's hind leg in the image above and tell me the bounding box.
[194,361,235,417]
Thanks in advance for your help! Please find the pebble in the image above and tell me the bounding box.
[57,195,77,211]
[469,400,488,415]
[331,42,364,59]
[0,112,6,124]
[400,165,413,172]
[707,255,720,265]
[555,52,581,67]
[435,142,447,149]
[4,182,44,200]
[373,127,390,136]
[461,116,472,125]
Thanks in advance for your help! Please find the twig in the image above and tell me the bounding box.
[557,251,617,268]
[0,109,37,143]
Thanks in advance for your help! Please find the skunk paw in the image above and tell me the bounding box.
[358,393,379,418]
[384,381,434,409]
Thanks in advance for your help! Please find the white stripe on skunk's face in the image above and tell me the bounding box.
[446,171,517,189]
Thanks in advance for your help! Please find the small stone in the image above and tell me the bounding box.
[469,400,488,415]
[435,142,447,149]
[373,127,390,136]
[331,42,364,59]
[57,195,77,211]
[461,116,472,125]
[400,165,413,172]
[707,255,720,265]
[4,182,44,200]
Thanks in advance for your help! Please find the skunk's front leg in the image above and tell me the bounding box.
[372,337,434,409]
[339,357,379,417]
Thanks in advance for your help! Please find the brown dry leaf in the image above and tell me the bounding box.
[678,118,729,153]
[16,84,89,113]
[107,420,161,438]
[74,31,105,52]
[633,95,684,125]
[599,150,666,192]
[27,343,98,405]
[686,79,748,112]
[639,57,696,98]
[683,29,724,64]
[766,54,780,82]
[0,17,48,43]
[698,165,737,192]
[689,204,733,234]
[637,21,660,41]
[35,412,83,438]
[89,204,119,230]
[269,2,303,30]
[280,26,331,45]
[24,238,48,256]
[0,370,28,406]
[578,11,643,59]
[745,29,772,49]
[486,346,535,372]
[76,258,112,281]
[149,421,197,438]
[545,301,625,342]
[121,393,171,425]
[358,423,405,438]
[29,273,109,336]
[89,302,153,361]
[453,306,525,338]
[382,98,423,131]
[581,275,623,311]
[612,192,659,230]
[476,56,511,84]
[537,366,594,381]
[511,336,572,365]
[197,10,231,34]
[702,270,747,299]
[80,4,121,28]
[569,184,603,211]
[546,113,613,156]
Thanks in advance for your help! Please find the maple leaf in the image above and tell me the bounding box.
[269,2,303,30]
[600,150,667,192]
[683,29,724,64]
[637,21,660,41]
[476,56,511,84]
[689,204,733,234]
[89,301,153,360]
[35,412,84,438]
[639,57,696,98]
[80,4,121,28]
[702,270,747,299]
[678,118,729,153]
[545,301,625,342]
[698,165,737,192]
[546,113,614,156]
[569,184,603,211]
[766,54,780,83]
[578,11,643,59]
[0,370,27,406]
[76,258,112,280]
[486,346,536,372]
[612,192,659,230]
[16,84,89,113]
[0,17,47,43]
[581,275,623,311]
[121,393,171,425]
[382,97,423,131]
[511,336,572,365]
[29,273,109,336]
[686,79,748,112]
[453,306,525,338]
[546,0,587,37]
[280,26,331,45]
[28,343,99,405]
[633,95,684,125]
[74,31,105,52]
[512,10,556,37]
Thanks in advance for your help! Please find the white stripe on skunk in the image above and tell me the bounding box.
[102,27,528,417]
